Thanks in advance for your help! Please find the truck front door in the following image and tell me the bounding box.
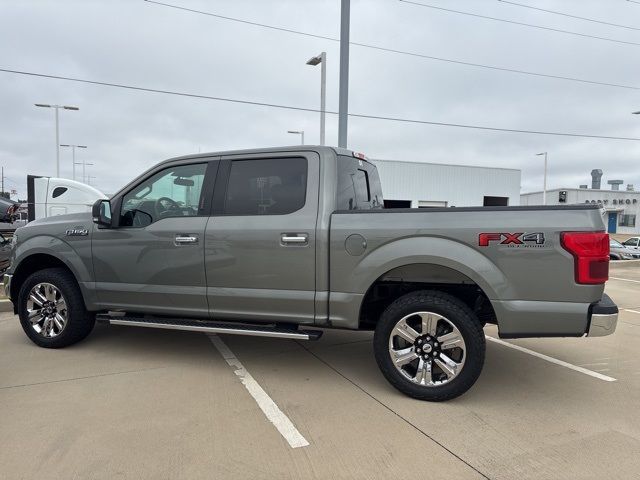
[92,160,217,317]
[204,152,319,324]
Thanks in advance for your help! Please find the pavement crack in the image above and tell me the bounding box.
[295,341,492,480]
[0,366,168,390]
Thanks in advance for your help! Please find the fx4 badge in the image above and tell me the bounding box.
[65,227,89,237]
[479,232,545,248]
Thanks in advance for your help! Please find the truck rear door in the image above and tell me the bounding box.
[204,151,320,324]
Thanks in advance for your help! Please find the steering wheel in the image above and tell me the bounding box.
[154,197,181,218]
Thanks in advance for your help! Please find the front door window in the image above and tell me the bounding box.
[120,163,207,227]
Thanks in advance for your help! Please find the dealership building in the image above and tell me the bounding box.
[520,170,639,234]
[373,159,521,208]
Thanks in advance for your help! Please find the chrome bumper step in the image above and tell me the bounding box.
[96,314,323,341]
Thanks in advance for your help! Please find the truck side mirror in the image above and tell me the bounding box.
[92,199,112,228]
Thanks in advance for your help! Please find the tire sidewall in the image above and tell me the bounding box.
[374,291,485,401]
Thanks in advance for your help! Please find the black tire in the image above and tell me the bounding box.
[374,290,485,401]
[18,268,95,348]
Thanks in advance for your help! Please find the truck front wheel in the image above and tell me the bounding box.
[374,290,485,401]
[18,268,95,348]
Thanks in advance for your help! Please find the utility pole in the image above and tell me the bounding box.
[338,0,350,148]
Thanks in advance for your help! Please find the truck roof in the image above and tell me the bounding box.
[159,145,355,166]
[112,145,360,199]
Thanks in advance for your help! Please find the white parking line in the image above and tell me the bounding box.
[610,276,640,284]
[208,334,309,449]
[625,309,640,315]
[486,336,617,382]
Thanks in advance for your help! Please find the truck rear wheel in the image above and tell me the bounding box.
[18,268,95,348]
[374,290,485,401]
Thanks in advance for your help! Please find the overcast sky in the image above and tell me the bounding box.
[1,0,640,198]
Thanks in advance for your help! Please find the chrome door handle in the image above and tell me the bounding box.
[281,233,309,245]
[175,234,199,245]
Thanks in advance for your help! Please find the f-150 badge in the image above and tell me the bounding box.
[65,227,89,236]
[479,232,545,247]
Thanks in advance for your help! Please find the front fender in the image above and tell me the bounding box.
[14,236,90,280]
[11,234,96,308]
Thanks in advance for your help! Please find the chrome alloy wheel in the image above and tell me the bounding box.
[26,283,68,338]
[388,311,466,387]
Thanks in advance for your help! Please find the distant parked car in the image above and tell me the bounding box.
[0,197,18,223]
[611,239,639,260]
[622,237,640,251]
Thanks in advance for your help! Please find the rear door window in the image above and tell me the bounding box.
[224,157,307,215]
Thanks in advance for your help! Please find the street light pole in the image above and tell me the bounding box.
[307,52,327,145]
[82,161,94,184]
[338,0,350,148]
[35,104,79,177]
[55,107,59,176]
[287,130,305,145]
[536,152,548,205]
[60,144,87,181]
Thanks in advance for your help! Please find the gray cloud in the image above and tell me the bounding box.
[1,0,640,197]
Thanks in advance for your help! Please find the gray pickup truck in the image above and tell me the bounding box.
[3,146,618,400]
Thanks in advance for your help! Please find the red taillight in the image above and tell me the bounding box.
[561,232,609,284]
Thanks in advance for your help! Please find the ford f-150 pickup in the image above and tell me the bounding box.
[2,146,618,400]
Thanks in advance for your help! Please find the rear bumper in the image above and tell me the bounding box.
[492,294,618,339]
[587,294,618,337]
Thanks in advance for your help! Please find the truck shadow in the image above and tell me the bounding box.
[11,320,597,406]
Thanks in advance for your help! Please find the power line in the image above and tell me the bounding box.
[144,0,336,42]
[399,0,640,47]
[349,41,640,91]
[497,0,640,31]
[3,67,639,141]
[144,0,640,92]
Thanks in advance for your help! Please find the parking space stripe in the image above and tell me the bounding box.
[486,336,617,382]
[610,277,640,284]
[625,309,640,315]
[208,334,309,449]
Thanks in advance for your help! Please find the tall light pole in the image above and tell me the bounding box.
[60,144,87,181]
[80,161,94,184]
[338,0,350,148]
[35,104,79,177]
[307,52,326,146]
[536,152,548,205]
[287,130,305,145]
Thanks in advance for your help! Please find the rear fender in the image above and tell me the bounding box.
[350,237,507,299]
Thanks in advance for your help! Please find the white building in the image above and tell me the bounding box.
[521,187,639,234]
[373,159,521,208]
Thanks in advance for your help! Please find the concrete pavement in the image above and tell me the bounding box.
[2,264,640,479]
